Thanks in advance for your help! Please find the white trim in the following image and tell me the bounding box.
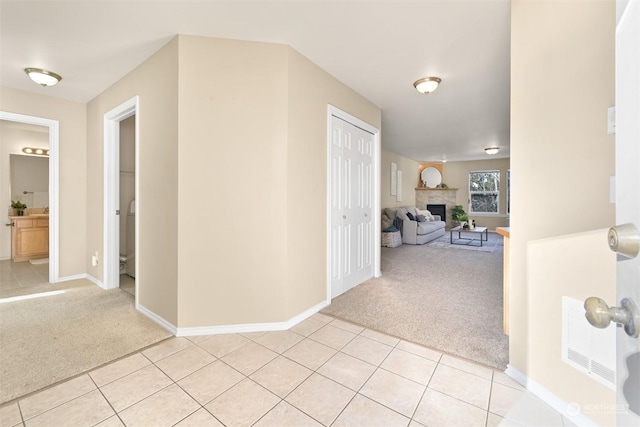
[176,300,329,337]
[0,111,59,283]
[137,304,178,335]
[103,97,138,292]
[326,106,382,302]
[505,365,600,427]
[85,274,105,288]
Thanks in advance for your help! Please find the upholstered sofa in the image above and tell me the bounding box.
[382,206,446,245]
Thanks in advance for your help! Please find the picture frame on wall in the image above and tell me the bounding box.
[396,170,402,202]
[391,162,397,196]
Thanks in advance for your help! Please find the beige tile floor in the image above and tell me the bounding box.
[0,313,575,427]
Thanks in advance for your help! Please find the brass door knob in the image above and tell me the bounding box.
[584,297,640,338]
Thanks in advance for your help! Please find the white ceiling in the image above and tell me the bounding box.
[0,0,511,162]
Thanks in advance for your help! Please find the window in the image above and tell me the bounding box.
[469,170,500,213]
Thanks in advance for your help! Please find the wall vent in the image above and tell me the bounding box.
[561,296,616,390]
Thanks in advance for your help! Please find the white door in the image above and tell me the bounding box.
[614,1,639,423]
[330,115,374,298]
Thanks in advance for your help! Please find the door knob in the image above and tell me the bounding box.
[584,297,640,338]
[608,223,639,259]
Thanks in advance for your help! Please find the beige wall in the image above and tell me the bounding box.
[175,36,289,326]
[285,48,381,319]
[86,38,179,325]
[381,149,419,209]
[443,158,510,230]
[511,1,615,424]
[175,35,381,327]
[0,87,87,277]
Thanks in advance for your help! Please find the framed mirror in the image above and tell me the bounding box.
[421,166,442,188]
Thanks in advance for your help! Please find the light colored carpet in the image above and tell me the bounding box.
[0,279,172,404]
[322,235,508,369]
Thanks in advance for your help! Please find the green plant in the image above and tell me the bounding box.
[451,205,467,222]
[10,200,27,210]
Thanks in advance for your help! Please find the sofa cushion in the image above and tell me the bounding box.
[406,206,417,217]
[416,220,445,235]
[395,207,410,221]
[416,214,427,222]
[406,212,416,221]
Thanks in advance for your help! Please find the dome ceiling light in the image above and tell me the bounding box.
[24,68,62,87]
[485,147,500,155]
[413,77,441,94]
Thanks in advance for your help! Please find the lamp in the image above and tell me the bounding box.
[484,147,500,155]
[413,77,441,94]
[24,68,62,87]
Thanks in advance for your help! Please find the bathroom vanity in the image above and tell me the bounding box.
[8,215,49,262]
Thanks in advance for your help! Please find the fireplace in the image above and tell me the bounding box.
[426,204,446,222]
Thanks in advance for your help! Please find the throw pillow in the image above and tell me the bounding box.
[416,208,435,221]
[406,212,416,221]
[416,214,427,222]
[383,225,399,232]
[381,214,393,230]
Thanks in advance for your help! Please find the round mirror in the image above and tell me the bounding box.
[421,167,442,188]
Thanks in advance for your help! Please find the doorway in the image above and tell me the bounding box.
[0,112,59,288]
[118,116,136,296]
[103,97,138,304]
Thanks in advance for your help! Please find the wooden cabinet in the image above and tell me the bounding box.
[10,216,49,262]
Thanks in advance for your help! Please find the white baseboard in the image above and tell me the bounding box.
[137,303,178,335]
[505,365,600,427]
[57,273,106,290]
[175,300,330,337]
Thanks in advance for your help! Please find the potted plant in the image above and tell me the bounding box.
[10,200,27,216]
[450,205,467,226]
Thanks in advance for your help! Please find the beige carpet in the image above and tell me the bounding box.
[0,279,172,404]
[322,235,508,369]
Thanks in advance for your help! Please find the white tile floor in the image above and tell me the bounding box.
[0,313,575,427]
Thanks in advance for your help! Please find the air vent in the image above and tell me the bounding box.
[562,296,616,390]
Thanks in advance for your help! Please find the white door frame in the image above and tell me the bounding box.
[0,111,59,283]
[103,97,138,297]
[326,105,381,303]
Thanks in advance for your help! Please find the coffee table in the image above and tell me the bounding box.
[450,225,489,247]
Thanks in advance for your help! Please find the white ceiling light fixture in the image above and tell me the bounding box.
[484,147,500,155]
[413,77,441,94]
[24,68,62,87]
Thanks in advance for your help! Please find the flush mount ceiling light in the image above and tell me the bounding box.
[22,147,49,156]
[24,68,62,87]
[413,77,441,94]
[485,147,500,155]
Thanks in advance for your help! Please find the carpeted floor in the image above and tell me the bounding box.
[0,279,172,404]
[322,233,508,369]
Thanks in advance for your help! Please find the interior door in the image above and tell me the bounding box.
[330,115,374,298]
[614,0,640,423]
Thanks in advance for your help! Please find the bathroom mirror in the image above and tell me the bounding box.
[421,166,442,188]
[10,154,49,208]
